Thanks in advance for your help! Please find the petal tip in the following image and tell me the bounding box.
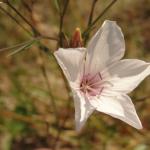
[132,118,143,130]
[103,20,117,25]
[135,122,143,130]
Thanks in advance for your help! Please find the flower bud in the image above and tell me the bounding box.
[70,28,83,48]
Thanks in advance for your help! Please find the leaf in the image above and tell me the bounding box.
[7,40,36,57]
[0,39,34,52]
[54,0,60,12]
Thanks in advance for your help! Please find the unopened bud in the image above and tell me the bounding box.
[70,28,83,48]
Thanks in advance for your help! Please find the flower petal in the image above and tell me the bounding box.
[89,94,142,129]
[54,48,86,82]
[86,20,125,74]
[73,91,94,131]
[107,59,150,94]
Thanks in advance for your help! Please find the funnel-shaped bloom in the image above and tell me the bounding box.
[54,20,150,131]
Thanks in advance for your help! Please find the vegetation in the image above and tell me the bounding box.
[0,0,149,149]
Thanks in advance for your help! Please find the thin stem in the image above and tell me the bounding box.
[0,5,32,36]
[19,1,60,137]
[43,49,73,149]
[41,35,59,41]
[58,0,70,47]
[0,36,58,52]
[92,0,117,26]
[83,0,117,38]
[38,49,59,124]
[48,53,73,150]
[22,0,32,12]
[0,5,58,41]
[87,0,98,26]
[5,0,40,35]
[84,0,98,44]
[0,39,34,52]
[23,2,60,125]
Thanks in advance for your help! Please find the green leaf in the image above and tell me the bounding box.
[7,40,36,57]
[54,0,60,12]
[0,39,34,52]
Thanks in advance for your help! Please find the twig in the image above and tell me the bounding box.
[20,0,59,42]
[0,39,35,52]
[83,0,118,38]
[22,0,32,12]
[87,0,98,27]
[44,50,73,150]
[0,5,32,36]
[0,36,58,53]
[1,2,58,42]
[92,0,117,26]
[5,0,40,35]
[19,1,60,139]
[38,48,59,124]
[25,1,60,126]
[0,5,58,41]
[46,54,73,150]
[84,0,98,44]
[40,35,58,41]
[58,0,70,47]
[7,40,35,57]
[1,1,71,147]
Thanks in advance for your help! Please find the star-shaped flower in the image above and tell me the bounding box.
[54,20,150,131]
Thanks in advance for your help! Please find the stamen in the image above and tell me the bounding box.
[80,72,105,96]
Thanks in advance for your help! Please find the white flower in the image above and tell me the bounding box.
[54,20,150,131]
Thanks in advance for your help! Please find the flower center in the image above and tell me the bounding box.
[80,73,103,96]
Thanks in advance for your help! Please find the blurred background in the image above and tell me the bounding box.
[0,0,150,149]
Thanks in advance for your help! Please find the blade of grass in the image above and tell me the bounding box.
[7,40,36,57]
[54,0,61,13]
[0,39,35,52]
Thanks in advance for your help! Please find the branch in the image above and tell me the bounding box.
[4,0,40,35]
[40,38,73,149]
[0,5,32,36]
[83,0,117,38]
[87,0,98,29]
[21,2,60,125]
[0,36,58,53]
[84,0,98,44]
[58,0,70,47]
[39,35,58,41]
[38,48,59,125]
[0,39,35,52]
[0,5,58,41]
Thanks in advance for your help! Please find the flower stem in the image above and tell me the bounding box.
[83,0,118,40]
[58,0,70,47]
[84,0,98,44]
